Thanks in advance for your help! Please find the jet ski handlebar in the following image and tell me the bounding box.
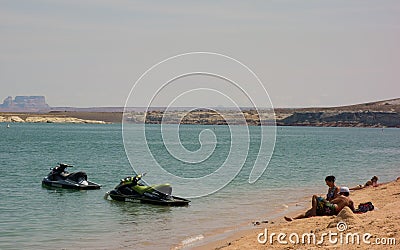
[51,163,73,172]
[120,173,147,185]
[59,163,73,168]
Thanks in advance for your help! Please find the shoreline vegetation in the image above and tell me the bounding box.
[192,179,400,250]
[1,98,399,127]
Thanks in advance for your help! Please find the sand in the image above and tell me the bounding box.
[194,179,400,249]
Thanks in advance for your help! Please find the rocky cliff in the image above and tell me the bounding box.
[278,111,400,127]
[124,98,400,128]
[277,98,400,128]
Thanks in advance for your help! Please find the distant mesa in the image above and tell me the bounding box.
[0,96,50,112]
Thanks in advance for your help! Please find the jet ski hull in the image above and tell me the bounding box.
[107,190,190,206]
[42,177,101,190]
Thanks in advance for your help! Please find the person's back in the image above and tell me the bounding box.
[331,187,355,213]
[330,195,353,213]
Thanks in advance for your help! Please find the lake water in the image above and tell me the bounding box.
[0,123,399,249]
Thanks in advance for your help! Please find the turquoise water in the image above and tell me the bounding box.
[0,123,399,249]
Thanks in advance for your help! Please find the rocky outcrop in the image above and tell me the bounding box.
[0,115,106,124]
[279,111,400,128]
[128,109,264,126]
[25,116,106,124]
[123,109,400,128]
[10,116,25,123]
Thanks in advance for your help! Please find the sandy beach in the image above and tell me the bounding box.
[194,178,400,250]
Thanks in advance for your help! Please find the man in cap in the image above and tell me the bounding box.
[284,186,355,221]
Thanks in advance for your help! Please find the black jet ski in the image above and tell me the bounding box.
[104,173,190,206]
[42,163,101,190]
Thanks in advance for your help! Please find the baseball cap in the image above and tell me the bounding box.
[339,187,350,193]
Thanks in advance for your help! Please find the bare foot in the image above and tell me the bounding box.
[284,216,293,222]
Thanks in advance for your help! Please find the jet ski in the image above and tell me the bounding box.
[105,173,190,206]
[42,163,101,190]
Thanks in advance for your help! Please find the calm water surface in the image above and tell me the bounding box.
[0,123,399,249]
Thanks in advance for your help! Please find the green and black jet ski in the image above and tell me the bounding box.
[105,173,190,206]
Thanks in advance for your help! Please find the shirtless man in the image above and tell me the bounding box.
[284,187,355,221]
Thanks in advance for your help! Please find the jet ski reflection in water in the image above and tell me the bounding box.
[42,163,101,190]
[105,173,190,206]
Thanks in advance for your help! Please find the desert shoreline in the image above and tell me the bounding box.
[191,179,400,250]
[1,109,400,128]
[1,97,399,127]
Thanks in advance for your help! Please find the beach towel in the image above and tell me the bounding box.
[354,202,374,213]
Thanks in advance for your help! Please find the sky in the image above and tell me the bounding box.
[1,0,399,108]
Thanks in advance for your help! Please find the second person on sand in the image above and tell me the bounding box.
[325,175,340,201]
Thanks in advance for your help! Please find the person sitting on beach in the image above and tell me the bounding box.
[325,175,340,201]
[350,176,379,190]
[284,187,355,221]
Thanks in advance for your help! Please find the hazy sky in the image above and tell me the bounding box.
[1,0,399,108]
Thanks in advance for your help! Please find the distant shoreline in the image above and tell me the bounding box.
[1,110,399,128]
[1,97,399,127]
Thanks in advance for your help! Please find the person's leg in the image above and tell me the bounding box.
[285,195,320,222]
[294,210,308,219]
[284,216,293,221]
[284,208,312,221]
[309,195,319,216]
